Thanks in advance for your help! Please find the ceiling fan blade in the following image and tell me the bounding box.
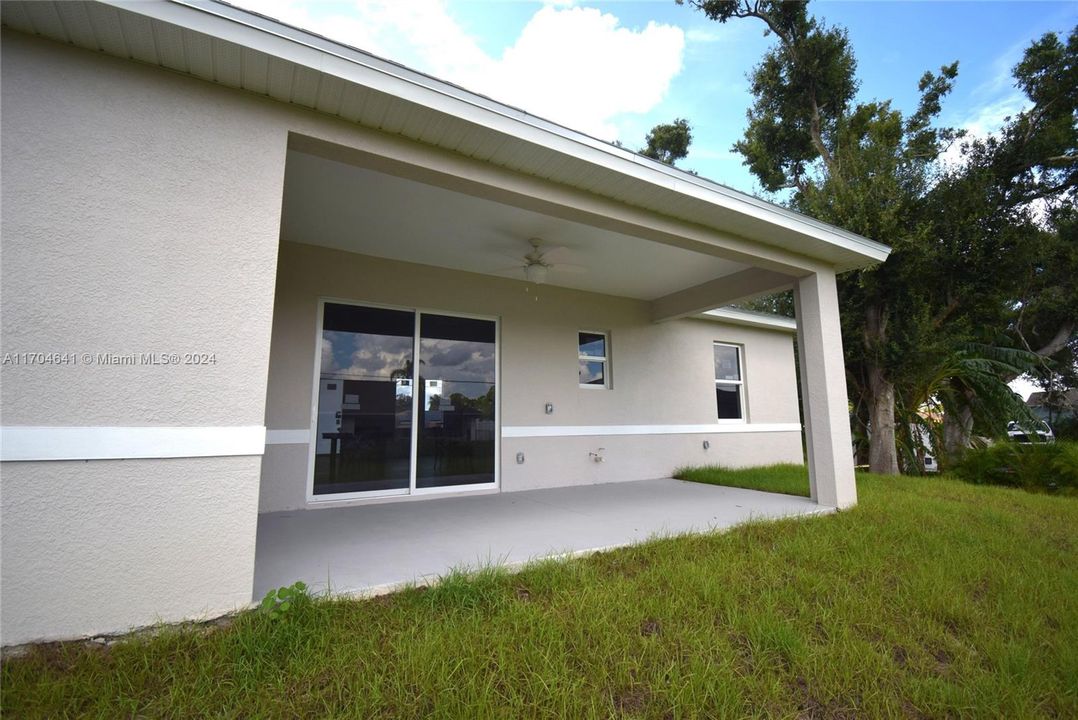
[491,266,526,274]
[551,263,588,274]
[539,245,572,263]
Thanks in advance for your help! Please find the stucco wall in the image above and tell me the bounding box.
[1,458,262,644]
[0,32,286,644]
[0,31,286,427]
[0,29,803,644]
[260,242,803,511]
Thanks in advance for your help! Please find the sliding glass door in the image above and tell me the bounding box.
[313,303,415,496]
[416,314,497,489]
[311,301,497,499]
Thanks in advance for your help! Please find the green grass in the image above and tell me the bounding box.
[675,462,812,497]
[4,469,1077,719]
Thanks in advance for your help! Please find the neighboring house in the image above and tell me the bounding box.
[1026,389,1078,423]
[0,0,889,645]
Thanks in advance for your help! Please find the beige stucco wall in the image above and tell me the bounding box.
[0,30,803,643]
[0,30,286,427]
[260,243,803,512]
[0,32,286,644]
[0,458,262,644]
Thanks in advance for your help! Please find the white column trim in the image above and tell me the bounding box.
[795,270,857,509]
[0,426,267,461]
[502,423,801,438]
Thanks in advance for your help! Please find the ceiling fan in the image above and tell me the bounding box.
[499,237,587,284]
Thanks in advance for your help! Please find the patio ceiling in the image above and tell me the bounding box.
[281,149,752,301]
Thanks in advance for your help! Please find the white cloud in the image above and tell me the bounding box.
[941,92,1029,170]
[234,0,685,141]
[940,91,1055,226]
[960,93,1028,139]
[939,42,1029,169]
[972,41,1026,99]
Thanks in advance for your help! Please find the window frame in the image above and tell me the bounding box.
[713,342,746,423]
[578,330,611,390]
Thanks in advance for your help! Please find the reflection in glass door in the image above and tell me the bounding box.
[311,302,497,498]
[313,304,415,496]
[416,314,497,489]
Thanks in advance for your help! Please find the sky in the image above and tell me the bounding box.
[237,0,1075,397]
[237,0,1075,192]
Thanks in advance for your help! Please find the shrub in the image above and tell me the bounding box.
[1050,415,1078,441]
[954,440,1078,493]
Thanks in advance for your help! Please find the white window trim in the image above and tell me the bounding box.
[578,330,610,389]
[714,342,746,423]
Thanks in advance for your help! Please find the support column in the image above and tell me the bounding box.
[794,270,857,508]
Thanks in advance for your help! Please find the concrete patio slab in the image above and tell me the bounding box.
[252,478,828,599]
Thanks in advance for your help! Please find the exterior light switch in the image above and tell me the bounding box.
[516,452,525,464]
[545,403,554,415]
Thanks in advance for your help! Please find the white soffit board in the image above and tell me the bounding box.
[0,0,891,271]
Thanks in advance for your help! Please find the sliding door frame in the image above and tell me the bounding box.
[305,297,500,505]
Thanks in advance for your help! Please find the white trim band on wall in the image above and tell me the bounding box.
[262,424,803,446]
[0,426,267,462]
[266,429,312,445]
[502,423,802,438]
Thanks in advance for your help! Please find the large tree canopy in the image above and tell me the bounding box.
[685,0,1078,472]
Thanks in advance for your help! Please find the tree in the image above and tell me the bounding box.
[684,0,962,473]
[924,28,1078,453]
[685,1,1077,473]
[640,118,693,165]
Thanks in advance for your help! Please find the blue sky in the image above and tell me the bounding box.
[242,0,1076,195]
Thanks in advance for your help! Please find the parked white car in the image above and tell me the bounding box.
[1006,420,1055,444]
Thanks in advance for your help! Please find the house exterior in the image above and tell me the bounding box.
[0,0,889,646]
[1026,389,1078,424]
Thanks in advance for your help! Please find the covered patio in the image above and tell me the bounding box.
[252,478,827,599]
[0,0,890,646]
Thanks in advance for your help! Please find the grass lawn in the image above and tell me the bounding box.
[675,462,814,497]
[3,468,1076,719]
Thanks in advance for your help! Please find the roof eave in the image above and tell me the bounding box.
[93,0,890,270]
[698,308,798,333]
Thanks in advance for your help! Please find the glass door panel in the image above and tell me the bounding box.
[313,303,415,495]
[415,314,497,489]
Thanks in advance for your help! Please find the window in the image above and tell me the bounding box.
[579,331,609,388]
[714,343,744,421]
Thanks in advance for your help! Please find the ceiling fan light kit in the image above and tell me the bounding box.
[524,263,548,284]
[498,237,584,286]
